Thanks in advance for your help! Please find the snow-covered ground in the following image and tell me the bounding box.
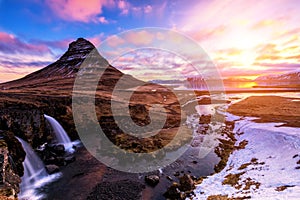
[182,92,300,199]
[194,114,300,199]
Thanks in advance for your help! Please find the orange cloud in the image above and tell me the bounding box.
[251,17,288,30]
[46,0,114,23]
[255,54,282,61]
[252,20,276,29]
[278,27,300,38]
[256,43,279,54]
[216,48,243,56]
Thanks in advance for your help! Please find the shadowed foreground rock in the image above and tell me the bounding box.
[0,131,25,199]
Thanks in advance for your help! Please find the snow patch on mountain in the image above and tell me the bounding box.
[255,70,300,82]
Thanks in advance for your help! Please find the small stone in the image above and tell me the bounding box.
[293,154,298,158]
[65,155,76,164]
[45,164,59,174]
[53,144,65,155]
[145,175,160,187]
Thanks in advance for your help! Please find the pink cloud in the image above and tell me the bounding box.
[118,0,130,15]
[88,33,105,46]
[188,25,227,42]
[117,1,157,16]
[106,35,125,47]
[46,0,113,23]
[124,30,155,45]
[144,5,152,14]
[0,32,51,55]
[98,16,109,24]
[0,32,67,83]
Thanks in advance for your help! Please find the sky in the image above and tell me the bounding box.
[0,0,300,83]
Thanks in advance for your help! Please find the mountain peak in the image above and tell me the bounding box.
[57,38,96,64]
[68,38,95,52]
[0,37,131,90]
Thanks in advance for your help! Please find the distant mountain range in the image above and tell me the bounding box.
[255,70,300,82]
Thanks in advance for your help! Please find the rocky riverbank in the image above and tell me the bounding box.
[0,131,25,199]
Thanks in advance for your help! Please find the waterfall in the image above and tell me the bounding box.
[44,114,73,151]
[16,137,61,200]
[17,137,48,191]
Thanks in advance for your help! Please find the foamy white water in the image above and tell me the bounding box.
[17,137,61,200]
[44,114,74,152]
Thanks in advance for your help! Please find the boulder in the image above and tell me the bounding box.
[145,175,160,187]
[164,182,185,200]
[45,164,60,174]
[179,174,195,191]
[52,144,65,155]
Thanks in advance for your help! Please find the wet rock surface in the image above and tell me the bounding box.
[45,164,60,174]
[37,143,76,166]
[145,175,160,187]
[164,174,195,200]
[0,131,25,199]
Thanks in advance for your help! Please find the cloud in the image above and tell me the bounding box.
[252,62,300,72]
[277,27,300,38]
[46,0,114,23]
[117,1,160,17]
[30,38,72,50]
[187,25,227,42]
[0,32,60,82]
[0,32,53,55]
[106,35,125,47]
[144,5,152,14]
[98,16,109,24]
[216,48,243,56]
[88,33,105,46]
[124,30,155,45]
[118,0,130,15]
[110,48,207,81]
[251,16,288,30]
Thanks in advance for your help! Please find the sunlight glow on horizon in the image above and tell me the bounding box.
[0,0,300,83]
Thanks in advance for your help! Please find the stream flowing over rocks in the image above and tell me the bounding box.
[2,37,290,200]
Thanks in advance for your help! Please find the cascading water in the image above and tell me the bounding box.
[16,137,61,200]
[17,138,48,191]
[44,114,73,151]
